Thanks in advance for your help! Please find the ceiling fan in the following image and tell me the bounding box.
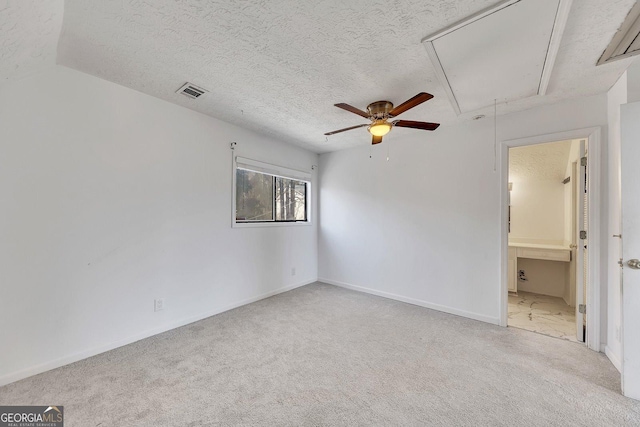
[325,92,440,145]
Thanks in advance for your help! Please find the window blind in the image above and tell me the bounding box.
[235,157,311,182]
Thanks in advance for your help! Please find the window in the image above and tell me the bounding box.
[234,157,310,225]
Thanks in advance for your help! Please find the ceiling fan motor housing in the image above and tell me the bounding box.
[367,101,394,119]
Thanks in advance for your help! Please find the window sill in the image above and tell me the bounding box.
[232,221,313,229]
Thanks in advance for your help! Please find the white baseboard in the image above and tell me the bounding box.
[319,278,500,325]
[0,278,316,387]
[605,345,622,372]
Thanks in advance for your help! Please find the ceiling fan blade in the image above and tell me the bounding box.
[392,120,440,131]
[389,92,434,117]
[334,103,370,118]
[372,135,383,145]
[324,123,368,136]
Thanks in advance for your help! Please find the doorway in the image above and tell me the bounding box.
[500,127,602,352]
[506,139,584,342]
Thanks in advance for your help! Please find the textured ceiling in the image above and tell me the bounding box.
[509,140,574,182]
[0,0,63,83]
[6,0,637,152]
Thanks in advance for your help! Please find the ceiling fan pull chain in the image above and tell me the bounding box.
[493,98,497,172]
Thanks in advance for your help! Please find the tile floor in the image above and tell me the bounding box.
[508,291,579,342]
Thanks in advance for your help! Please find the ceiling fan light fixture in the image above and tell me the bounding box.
[368,121,392,137]
[326,93,439,143]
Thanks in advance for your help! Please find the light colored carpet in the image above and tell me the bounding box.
[1,282,639,426]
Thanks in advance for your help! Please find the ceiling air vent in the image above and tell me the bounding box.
[598,2,640,66]
[176,82,207,99]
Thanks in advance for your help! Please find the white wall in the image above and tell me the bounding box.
[628,62,640,103]
[508,178,565,245]
[508,142,570,297]
[0,65,318,385]
[319,94,607,325]
[606,71,628,371]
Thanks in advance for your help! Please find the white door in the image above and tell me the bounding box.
[621,101,640,399]
[575,141,586,342]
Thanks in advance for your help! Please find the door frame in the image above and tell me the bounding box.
[499,127,602,352]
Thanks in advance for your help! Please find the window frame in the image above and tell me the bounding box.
[232,156,312,228]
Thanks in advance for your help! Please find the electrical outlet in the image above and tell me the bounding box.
[154,298,165,312]
[291,267,296,276]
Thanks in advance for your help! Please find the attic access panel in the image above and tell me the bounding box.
[422,0,573,114]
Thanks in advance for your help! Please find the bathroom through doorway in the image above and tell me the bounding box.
[506,138,588,343]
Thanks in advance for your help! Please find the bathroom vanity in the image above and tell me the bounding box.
[507,242,571,293]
